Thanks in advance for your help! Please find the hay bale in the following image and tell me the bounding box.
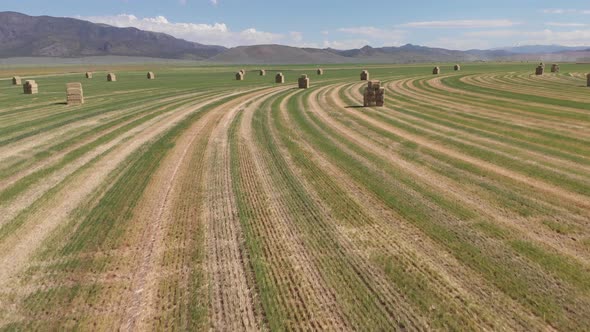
[275,72,285,84]
[147,72,156,80]
[23,80,38,94]
[66,82,84,105]
[551,64,560,73]
[360,70,369,81]
[433,66,440,75]
[317,68,324,75]
[12,76,22,85]
[454,64,461,71]
[239,69,246,76]
[236,72,244,81]
[259,69,266,76]
[107,73,117,82]
[85,72,93,79]
[363,80,385,107]
[298,74,310,89]
[535,65,544,76]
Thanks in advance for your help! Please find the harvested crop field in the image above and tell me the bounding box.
[1,63,590,331]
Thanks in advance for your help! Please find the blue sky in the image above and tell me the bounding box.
[3,0,590,49]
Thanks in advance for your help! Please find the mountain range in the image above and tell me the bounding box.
[2,11,590,64]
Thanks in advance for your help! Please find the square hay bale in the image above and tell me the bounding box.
[236,72,244,81]
[66,82,84,105]
[433,67,440,75]
[23,80,38,94]
[360,70,369,81]
[368,80,381,90]
[12,76,22,85]
[85,72,93,79]
[275,73,285,83]
[317,68,324,75]
[454,64,461,71]
[551,64,560,73]
[107,73,117,82]
[259,69,266,76]
[363,80,385,107]
[147,72,156,79]
[298,75,310,89]
[535,66,544,76]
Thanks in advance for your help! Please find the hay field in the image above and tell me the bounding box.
[0,63,589,331]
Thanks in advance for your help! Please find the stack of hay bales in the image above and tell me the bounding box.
[298,74,310,89]
[361,70,370,81]
[363,80,385,107]
[259,69,266,76]
[535,65,544,75]
[454,64,461,71]
[12,76,22,85]
[317,68,324,75]
[66,82,84,106]
[147,72,156,80]
[433,66,441,75]
[236,71,244,81]
[275,72,285,83]
[551,64,560,73]
[23,80,38,94]
[587,73,590,87]
[85,72,93,79]
[107,73,117,82]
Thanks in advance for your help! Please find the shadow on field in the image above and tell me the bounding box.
[345,105,364,109]
[53,102,68,105]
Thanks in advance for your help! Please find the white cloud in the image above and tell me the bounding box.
[541,9,590,14]
[323,39,371,50]
[425,38,492,50]
[79,14,283,47]
[546,22,588,27]
[210,0,218,5]
[399,19,518,28]
[465,29,590,46]
[336,26,406,46]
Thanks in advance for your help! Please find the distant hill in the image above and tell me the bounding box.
[2,11,590,64]
[0,11,226,59]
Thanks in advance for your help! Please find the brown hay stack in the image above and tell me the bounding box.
[317,68,324,75]
[275,72,285,83]
[85,72,93,79]
[433,66,441,75]
[107,73,117,82]
[147,72,156,79]
[66,82,84,105]
[454,64,461,71]
[236,71,244,81]
[551,64,560,73]
[364,80,384,107]
[298,74,310,89]
[360,70,369,81]
[259,69,266,76]
[23,80,38,94]
[535,65,544,76]
[12,76,22,85]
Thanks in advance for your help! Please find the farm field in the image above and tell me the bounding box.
[0,62,590,331]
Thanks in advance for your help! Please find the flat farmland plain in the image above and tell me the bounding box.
[0,63,589,331]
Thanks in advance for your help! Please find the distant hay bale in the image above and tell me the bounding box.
[535,65,544,76]
[236,71,244,81]
[551,64,560,73]
[23,80,38,94]
[275,72,285,83]
[107,73,117,82]
[147,72,156,79]
[12,76,22,85]
[239,69,246,76]
[317,68,324,75]
[85,72,93,79]
[454,64,461,71]
[433,66,440,75]
[66,82,84,106]
[298,74,310,89]
[360,70,369,81]
[259,69,266,76]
